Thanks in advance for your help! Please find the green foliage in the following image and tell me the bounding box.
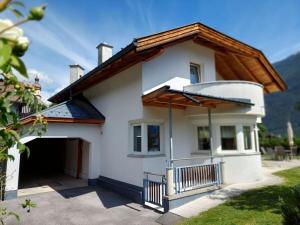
[0,1,47,224]
[0,208,20,225]
[281,184,300,225]
[21,199,36,213]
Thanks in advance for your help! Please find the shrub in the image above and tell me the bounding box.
[281,184,300,225]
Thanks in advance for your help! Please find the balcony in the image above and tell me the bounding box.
[183,80,265,116]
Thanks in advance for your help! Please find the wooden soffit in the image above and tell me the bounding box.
[20,116,104,126]
[142,86,253,110]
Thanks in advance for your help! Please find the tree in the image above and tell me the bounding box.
[0,0,47,223]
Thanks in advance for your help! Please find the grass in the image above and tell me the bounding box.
[180,166,300,225]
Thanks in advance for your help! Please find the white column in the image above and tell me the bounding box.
[166,167,175,196]
[254,124,260,152]
[5,146,21,195]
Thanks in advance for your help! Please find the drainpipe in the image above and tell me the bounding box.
[208,107,213,163]
[166,101,175,196]
[168,101,174,168]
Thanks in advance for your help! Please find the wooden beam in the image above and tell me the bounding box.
[143,101,186,110]
[229,53,260,83]
[215,54,241,80]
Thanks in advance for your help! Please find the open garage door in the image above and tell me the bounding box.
[18,138,90,196]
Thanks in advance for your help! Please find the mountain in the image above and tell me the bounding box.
[263,52,300,136]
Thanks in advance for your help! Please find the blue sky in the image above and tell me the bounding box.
[1,0,300,102]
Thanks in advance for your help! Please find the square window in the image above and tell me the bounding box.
[133,125,141,152]
[147,125,160,152]
[243,126,252,150]
[197,126,210,150]
[220,126,237,150]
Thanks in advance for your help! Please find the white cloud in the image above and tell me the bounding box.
[27,68,53,85]
[22,11,95,71]
[270,42,300,63]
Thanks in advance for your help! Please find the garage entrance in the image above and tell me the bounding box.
[18,138,90,196]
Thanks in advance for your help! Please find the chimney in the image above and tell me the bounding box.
[69,64,84,84]
[96,42,113,65]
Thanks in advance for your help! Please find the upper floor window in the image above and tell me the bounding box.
[190,63,201,84]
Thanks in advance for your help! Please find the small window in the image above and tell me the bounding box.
[220,126,237,150]
[243,126,252,150]
[147,125,160,152]
[190,64,201,84]
[197,126,210,150]
[133,125,142,152]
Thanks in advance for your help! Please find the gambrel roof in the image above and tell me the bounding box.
[49,22,287,103]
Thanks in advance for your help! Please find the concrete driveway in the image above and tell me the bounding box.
[1,186,162,225]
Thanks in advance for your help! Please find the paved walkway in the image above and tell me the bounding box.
[171,160,300,218]
[2,186,161,225]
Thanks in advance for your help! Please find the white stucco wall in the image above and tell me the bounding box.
[64,139,78,177]
[142,40,216,94]
[84,64,145,186]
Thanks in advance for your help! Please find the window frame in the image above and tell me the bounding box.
[190,63,202,84]
[197,126,211,151]
[243,126,252,150]
[129,121,164,156]
[220,125,237,151]
[133,125,142,152]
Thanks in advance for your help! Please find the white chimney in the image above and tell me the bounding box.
[69,64,84,84]
[96,42,113,65]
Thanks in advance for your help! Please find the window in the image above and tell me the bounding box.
[133,125,142,152]
[148,125,160,152]
[197,126,210,150]
[220,126,237,150]
[190,64,201,84]
[130,122,163,155]
[243,126,252,150]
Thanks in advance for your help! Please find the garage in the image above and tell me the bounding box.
[18,137,90,196]
[5,97,105,199]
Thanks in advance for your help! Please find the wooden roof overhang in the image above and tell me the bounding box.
[20,116,104,126]
[142,86,254,110]
[49,22,286,103]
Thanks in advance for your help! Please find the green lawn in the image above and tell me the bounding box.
[180,166,300,225]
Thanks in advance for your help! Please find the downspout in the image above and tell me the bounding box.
[208,107,213,163]
[168,100,174,168]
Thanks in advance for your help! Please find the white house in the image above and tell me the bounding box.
[5,23,286,212]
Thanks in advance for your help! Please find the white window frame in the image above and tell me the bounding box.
[129,120,164,156]
[220,125,238,152]
[196,126,211,152]
[242,124,256,152]
[190,63,202,84]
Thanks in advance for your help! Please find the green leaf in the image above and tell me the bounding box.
[11,8,23,18]
[10,55,27,77]
[0,40,12,67]
[17,142,25,152]
[10,1,25,8]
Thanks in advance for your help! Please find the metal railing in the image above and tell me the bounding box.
[143,172,166,209]
[174,162,222,193]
